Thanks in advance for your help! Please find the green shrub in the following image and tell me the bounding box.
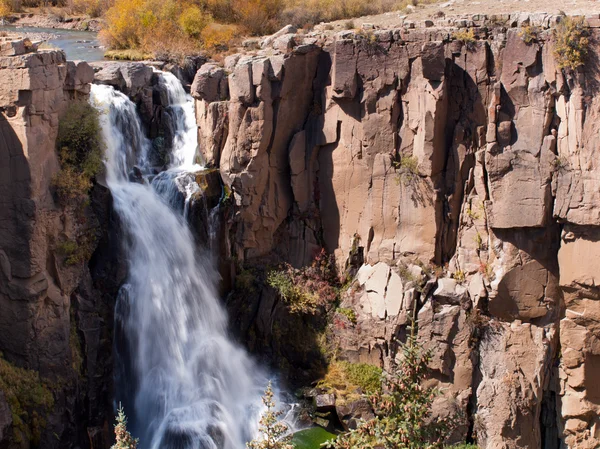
[179,5,212,38]
[57,234,97,266]
[267,270,320,314]
[318,361,382,401]
[267,249,339,315]
[344,362,383,394]
[325,325,460,449]
[452,28,476,50]
[336,307,357,324]
[519,24,540,44]
[553,16,590,70]
[395,155,420,185]
[52,102,104,206]
[452,270,466,284]
[0,354,54,445]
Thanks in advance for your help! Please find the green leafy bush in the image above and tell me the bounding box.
[553,16,590,70]
[336,307,357,324]
[57,234,97,266]
[0,354,54,445]
[326,327,460,449]
[179,5,212,38]
[52,102,104,206]
[344,362,383,394]
[318,361,382,401]
[519,24,540,44]
[267,249,339,314]
[395,155,420,185]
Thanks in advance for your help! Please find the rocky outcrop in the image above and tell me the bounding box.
[0,46,117,449]
[198,15,600,448]
[0,48,92,376]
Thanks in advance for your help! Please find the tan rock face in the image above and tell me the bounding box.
[178,16,600,449]
[195,16,600,448]
[0,46,117,448]
[0,50,95,374]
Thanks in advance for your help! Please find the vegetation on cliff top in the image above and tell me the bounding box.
[0,0,405,56]
[98,0,405,57]
[0,0,109,17]
[553,15,590,70]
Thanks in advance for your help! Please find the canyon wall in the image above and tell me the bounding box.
[2,12,600,449]
[0,43,120,448]
[193,14,600,448]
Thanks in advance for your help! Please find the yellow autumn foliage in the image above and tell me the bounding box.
[98,0,403,56]
[0,0,13,17]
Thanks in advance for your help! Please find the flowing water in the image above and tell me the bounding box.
[0,25,104,61]
[90,74,268,449]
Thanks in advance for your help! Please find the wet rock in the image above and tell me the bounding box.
[336,398,375,430]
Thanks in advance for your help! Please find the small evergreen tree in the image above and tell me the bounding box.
[327,307,459,449]
[247,382,294,449]
[111,404,138,449]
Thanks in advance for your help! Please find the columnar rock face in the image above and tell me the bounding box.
[0,49,92,374]
[195,16,600,448]
[0,47,116,449]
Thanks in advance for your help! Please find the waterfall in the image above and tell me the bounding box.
[157,70,200,170]
[90,75,267,449]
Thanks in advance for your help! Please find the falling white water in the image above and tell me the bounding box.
[157,70,201,170]
[94,85,151,182]
[90,75,270,449]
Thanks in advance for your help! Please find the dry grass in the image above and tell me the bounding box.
[104,48,153,60]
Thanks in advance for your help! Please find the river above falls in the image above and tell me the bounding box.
[0,25,104,61]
